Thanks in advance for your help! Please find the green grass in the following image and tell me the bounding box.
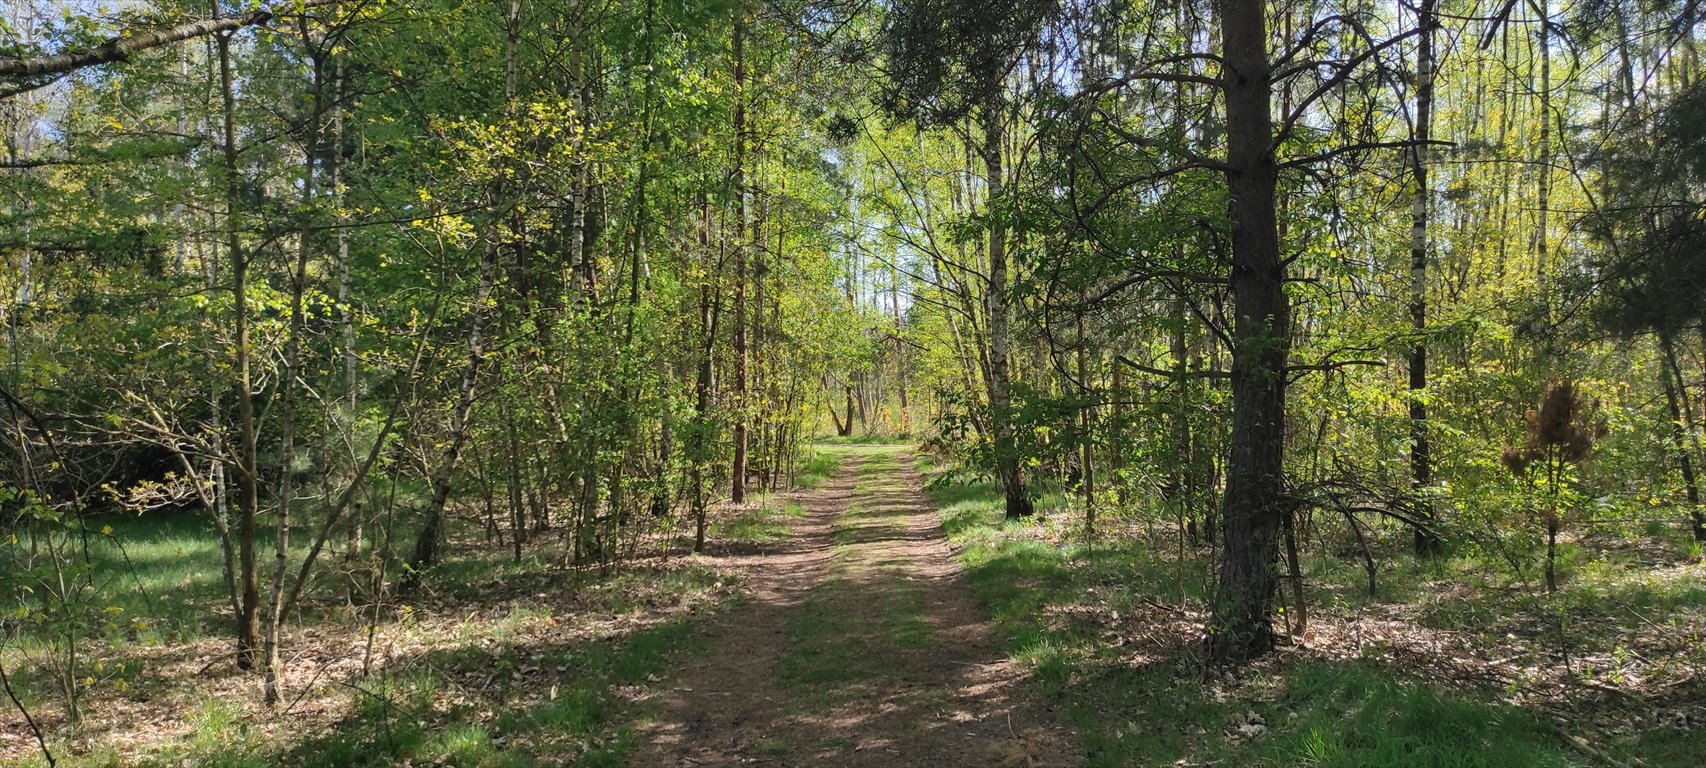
[272,620,695,768]
[792,450,841,489]
[1270,661,1571,768]
[852,452,934,650]
[1,510,365,715]
[710,501,809,544]
[814,433,913,445]
[921,474,1593,768]
[10,504,438,649]
[807,441,915,457]
[775,578,885,688]
[81,511,262,643]
[879,569,933,651]
[4,615,711,768]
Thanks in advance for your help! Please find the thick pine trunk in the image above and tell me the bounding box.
[1207,0,1289,665]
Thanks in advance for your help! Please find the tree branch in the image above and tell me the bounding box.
[1280,139,1453,169]
[1275,26,1422,145]
[1116,354,1231,380]
[0,0,337,86]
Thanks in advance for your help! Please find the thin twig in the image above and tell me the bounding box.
[1,658,56,767]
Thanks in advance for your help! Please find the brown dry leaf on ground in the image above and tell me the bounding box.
[0,512,749,764]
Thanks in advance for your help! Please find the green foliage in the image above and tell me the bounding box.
[5,0,1706,761]
[0,484,134,722]
[878,0,1059,124]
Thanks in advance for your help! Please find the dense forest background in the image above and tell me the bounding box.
[3,0,1706,765]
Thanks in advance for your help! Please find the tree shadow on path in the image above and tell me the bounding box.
[634,449,1080,767]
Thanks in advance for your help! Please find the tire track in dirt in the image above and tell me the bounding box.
[632,447,1080,767]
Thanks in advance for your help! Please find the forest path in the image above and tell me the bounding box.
[632,446,1079,767]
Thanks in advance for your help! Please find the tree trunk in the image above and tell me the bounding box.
[264,25,327,705]
[335,57,363,571]
[729,4,750,505]
[1410,0,1442,556]
[1109,355,1126,508]
[405,0,518,582]
[691,286,717,553]
[214,14,261,671]
[505,407,527,561]
[892,262,910,434]
[981,102,1032,520]
[1545,515,1559,593]
[201,209,241,621]
[408,238,496,582]
[691,191,720,553]
[1076,313,1093,511]
[1534,0,1553,320]
[752,182,768,491]
[1170,292,1193,540]
[1206,0,1289,665]
[1661,333,1706,542]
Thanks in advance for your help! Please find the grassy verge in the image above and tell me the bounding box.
[792,449,841,489]
[710,500,809,544]
[922,473,1593,768]
[136,620,701,768]
[814,433,913,446]
[7,555,734,768]
[1,479,837,767]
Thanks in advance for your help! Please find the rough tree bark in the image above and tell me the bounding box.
[691,190,720,553]
[1206,0,1289,665]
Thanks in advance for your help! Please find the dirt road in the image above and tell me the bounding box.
[634,446,1080,767]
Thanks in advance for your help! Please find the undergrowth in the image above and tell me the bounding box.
[921,472,1604,767]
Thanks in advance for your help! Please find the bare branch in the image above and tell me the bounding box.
[1275,25,1422,145]
[1116,354,1231,381]
[0,0,338,89]
[1281,139,1453,169]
